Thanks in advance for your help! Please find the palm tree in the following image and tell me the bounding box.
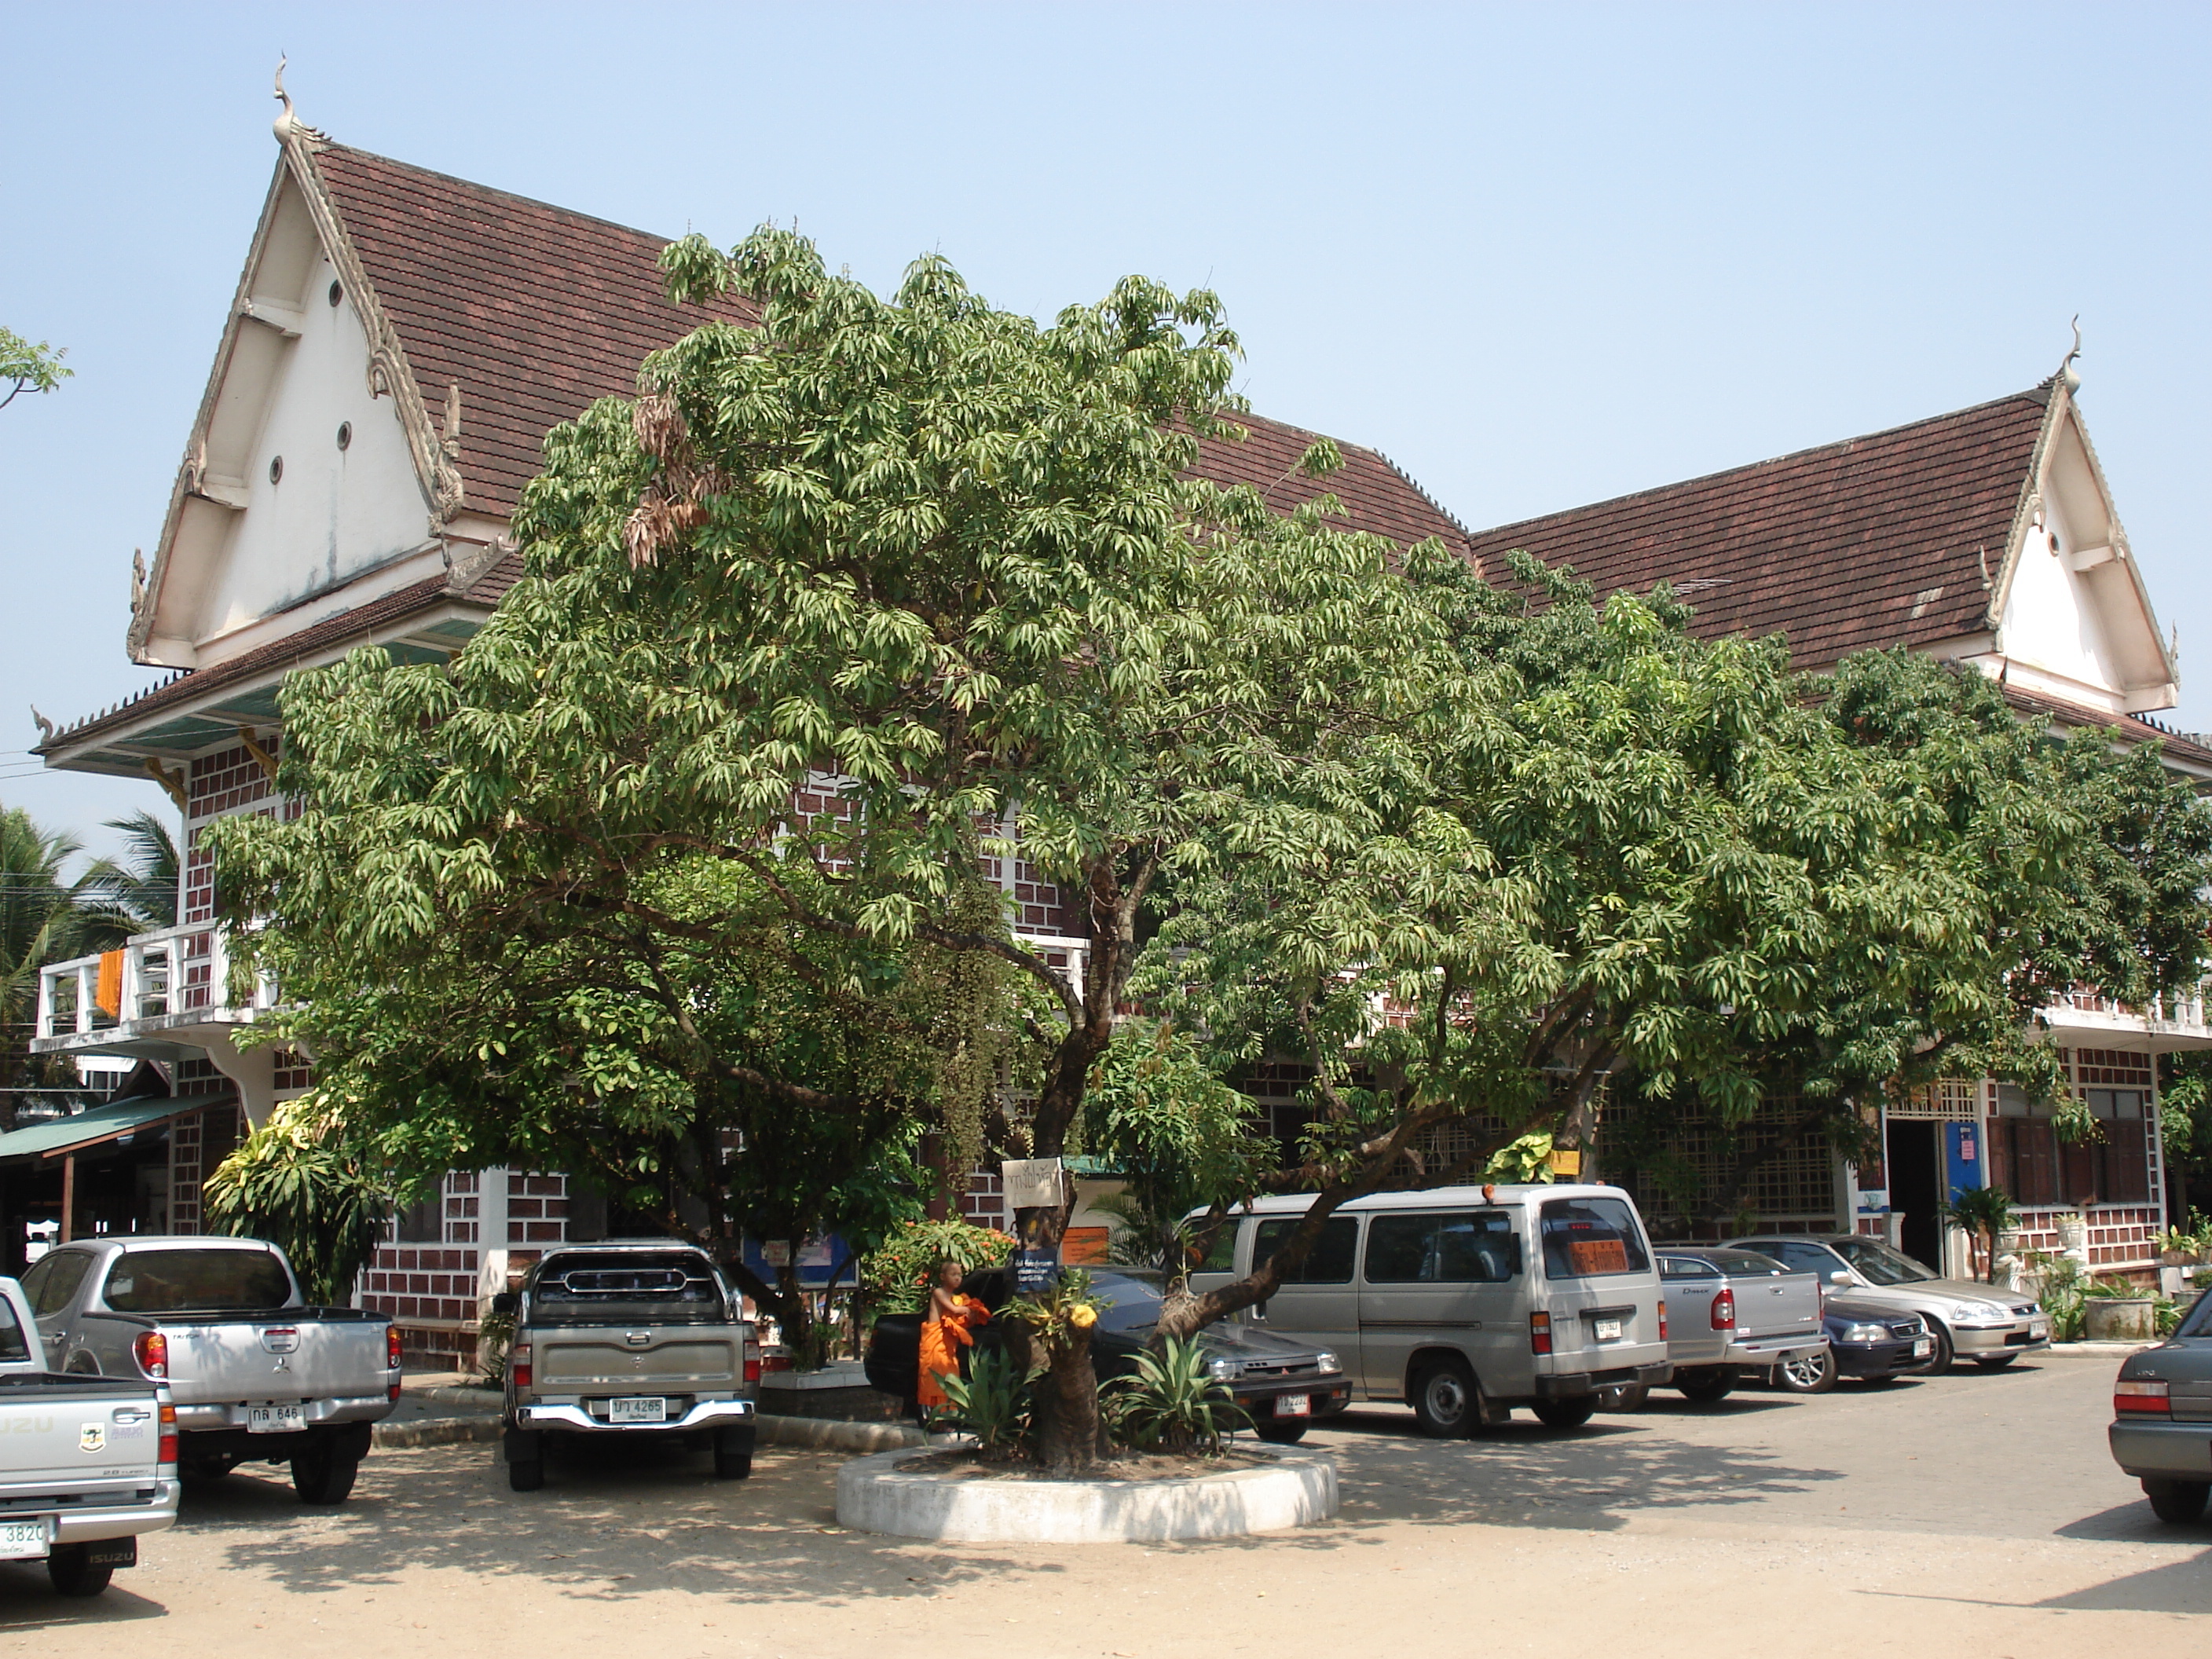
[1,804,134,1099]
[81,811,180,932]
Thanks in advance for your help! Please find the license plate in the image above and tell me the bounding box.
[247,1404,306,1434]
[1593,1318,1623,1342]
[1913,1338,1933,1357]
[0,1519,49,1561]
[2031,1320,2049,1339]
[610,1397,667,1424]
[1273,1394,1310,1418]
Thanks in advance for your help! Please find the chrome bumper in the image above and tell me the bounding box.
[174,1391,398,1434]
[1951,1322,2049,1356]
[514,1398,756,1433]
[53,1483,180,1544]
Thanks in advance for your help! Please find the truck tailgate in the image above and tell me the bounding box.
[0,1378,166,1503]
[536,1329,742,1393]
[155,1312,392,1406]
[1730,1271,1822,1339]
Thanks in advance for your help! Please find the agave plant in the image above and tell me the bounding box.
[1104,1335,1249,1456]
[936,1346,1036,1452]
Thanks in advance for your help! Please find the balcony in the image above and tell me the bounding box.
[31,921,277,1061]
[2038,982,2212,1053]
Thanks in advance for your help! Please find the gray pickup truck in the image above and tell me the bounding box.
[0,1274,178,1598]
[496,1241,757,1492]
[1656,1246,1826,1403]
[20,1236,401,1505]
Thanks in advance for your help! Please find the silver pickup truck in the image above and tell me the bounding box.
[0,1274,178,1598]
[1657,1246,1826,1403]
[20,1236,400,1505]
[496,1242,757,1492]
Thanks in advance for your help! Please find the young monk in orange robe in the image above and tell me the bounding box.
[917,1258,989,1412]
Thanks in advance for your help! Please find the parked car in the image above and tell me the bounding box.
[0,1273,178,1598]
[1820,1299,1936,1385]
[1185,1184,1672,1436]
[496,1242,759,1492]
[1654,1247,1826,1403]
[866,1266,1350,1442]
[1726,1232,2048,1374]
[2108,1288,2212,1523]
[20,1236,400,1505]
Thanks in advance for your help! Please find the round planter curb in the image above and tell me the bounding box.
[834,1446,1339,1543]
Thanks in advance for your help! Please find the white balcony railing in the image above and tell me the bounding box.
[32,921,276,1044]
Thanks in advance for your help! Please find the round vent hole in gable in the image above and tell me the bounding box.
[269,456,284,485]
[328,280,342,307]
[336,422,352,452]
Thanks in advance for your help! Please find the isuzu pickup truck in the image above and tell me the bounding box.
[496,1241,758,1492]
[1656,1246,1827,1403]
[0,1274,178,1598]
[20,1236,401,1505]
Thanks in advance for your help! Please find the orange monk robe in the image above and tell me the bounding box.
[916,1296,989,1410]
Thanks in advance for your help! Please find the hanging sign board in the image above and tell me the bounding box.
[1000,1157,1066,1211]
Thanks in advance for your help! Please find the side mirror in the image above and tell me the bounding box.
[1829,1270,1852,1287]
[489,1291,518,1315]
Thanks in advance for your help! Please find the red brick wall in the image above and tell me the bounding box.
[508,1170,567,1243]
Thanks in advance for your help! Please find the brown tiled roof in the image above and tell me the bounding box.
[1190,413,1474,556]
[1461,388,2055,672]
[2002,685,2212,771]
[313,146,760,520]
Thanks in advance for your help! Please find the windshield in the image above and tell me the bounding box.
[2177,1293,2212,1339]
[103,1249,294,1313]
[1087,1272,1166,1334]
[527,1251,728,1325]
[1831,1236,1939,1285]
[1540,1197,1651,1280]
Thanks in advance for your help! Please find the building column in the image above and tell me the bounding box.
[192,1028,277,1130]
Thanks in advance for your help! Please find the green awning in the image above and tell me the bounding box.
[0,1096,218,1163]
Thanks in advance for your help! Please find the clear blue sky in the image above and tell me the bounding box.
[4,2,2207,862]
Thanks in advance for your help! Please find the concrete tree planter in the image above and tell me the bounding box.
[834,1446,1339,1544]
[2082,1298,2158,1342]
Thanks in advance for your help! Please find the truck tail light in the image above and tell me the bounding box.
[387,1323,405,1372]
[158,1401,177,1468]
[1657,1298,1667,1342]
[743,1341,761,1386]
[509,1344,532,1390]
[1711,1289,1734,1331]
[2114,1379,2170,1416]
[133,1330,168,1379]
[1529,1311,1552,1356]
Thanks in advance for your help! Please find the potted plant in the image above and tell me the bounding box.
[2053,1210,2089,1251]
[2080,1276,2160,1342]
[1943,1186,2019,1284]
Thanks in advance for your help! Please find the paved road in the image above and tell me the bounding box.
[1,1355,2203,1657]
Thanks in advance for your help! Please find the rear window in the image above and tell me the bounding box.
[1251,1218,1360,1284]
[1364,1211,1519,1284]
[527,1251,728,1325]
[103,1249,293,1313]
[0,1299,27,1364]
[1089,1273,1166,1333]
[1539,1198,1651,1280]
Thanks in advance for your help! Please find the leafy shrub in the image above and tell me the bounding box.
[2023,1251,2086,1341]
[203,1094,395,1306]
[1104,1335,1249,1455]
[475,1309,517,1382]
[1943,1185,2020,1283]
[936,1346,1036,1450]
[860,1218,1015,1314]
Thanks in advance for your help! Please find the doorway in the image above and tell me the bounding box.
[1888,1119,1942,1272]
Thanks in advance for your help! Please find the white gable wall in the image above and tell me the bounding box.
[143,174,434,669]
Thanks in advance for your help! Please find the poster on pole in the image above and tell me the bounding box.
[1000,1157,1066,1211]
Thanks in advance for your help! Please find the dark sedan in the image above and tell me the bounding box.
[864,1267,1350,1442]
[1823,1298,1936,1383]
[2109,1288,2212,1523]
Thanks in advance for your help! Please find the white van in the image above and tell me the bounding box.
[1186,1183,1672,1435]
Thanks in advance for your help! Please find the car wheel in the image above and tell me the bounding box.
[1529,1397,1598,1431]
[507,1457,545,1492]
[292,1446,361,1506]
[1973,1354,2016,1371]
[45,1545,112,1598]
[713,1426,755,1479]
[1774,1346,1837,1394]
[2144,1479,2210,1525]
[1409,1357,1485,1437]
[1254,1419,1309,1444]
[1917,1322,1955,1377]
[1675,1368,1736,1405]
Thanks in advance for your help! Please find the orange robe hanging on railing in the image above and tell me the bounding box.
[916,1295,989,1410]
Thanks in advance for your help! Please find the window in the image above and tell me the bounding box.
[20,1250,92,1317]
[1830,1236,1939,1284]
[1364,1211,1518,1283]
[394,1190,445,1243]
[1748,1239,1844,1278]
[1087,1272,1166,1333]
[0,1297,28,1363]
[1192,1221,1239,1274]
[1659,1256,1722,1281]
[526,1251,728,1326]
[1539,1197,1650,1280]
[103,1249,293,1313]
[1251,1218,1360,1284]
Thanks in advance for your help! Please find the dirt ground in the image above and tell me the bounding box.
[0,1357,2203,1657]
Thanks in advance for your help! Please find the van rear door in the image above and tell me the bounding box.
[1534,1194,1666,1376]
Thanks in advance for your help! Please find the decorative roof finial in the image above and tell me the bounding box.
[30,706,56,746]
[2060,314,2083,394]
[273,55,329,145]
